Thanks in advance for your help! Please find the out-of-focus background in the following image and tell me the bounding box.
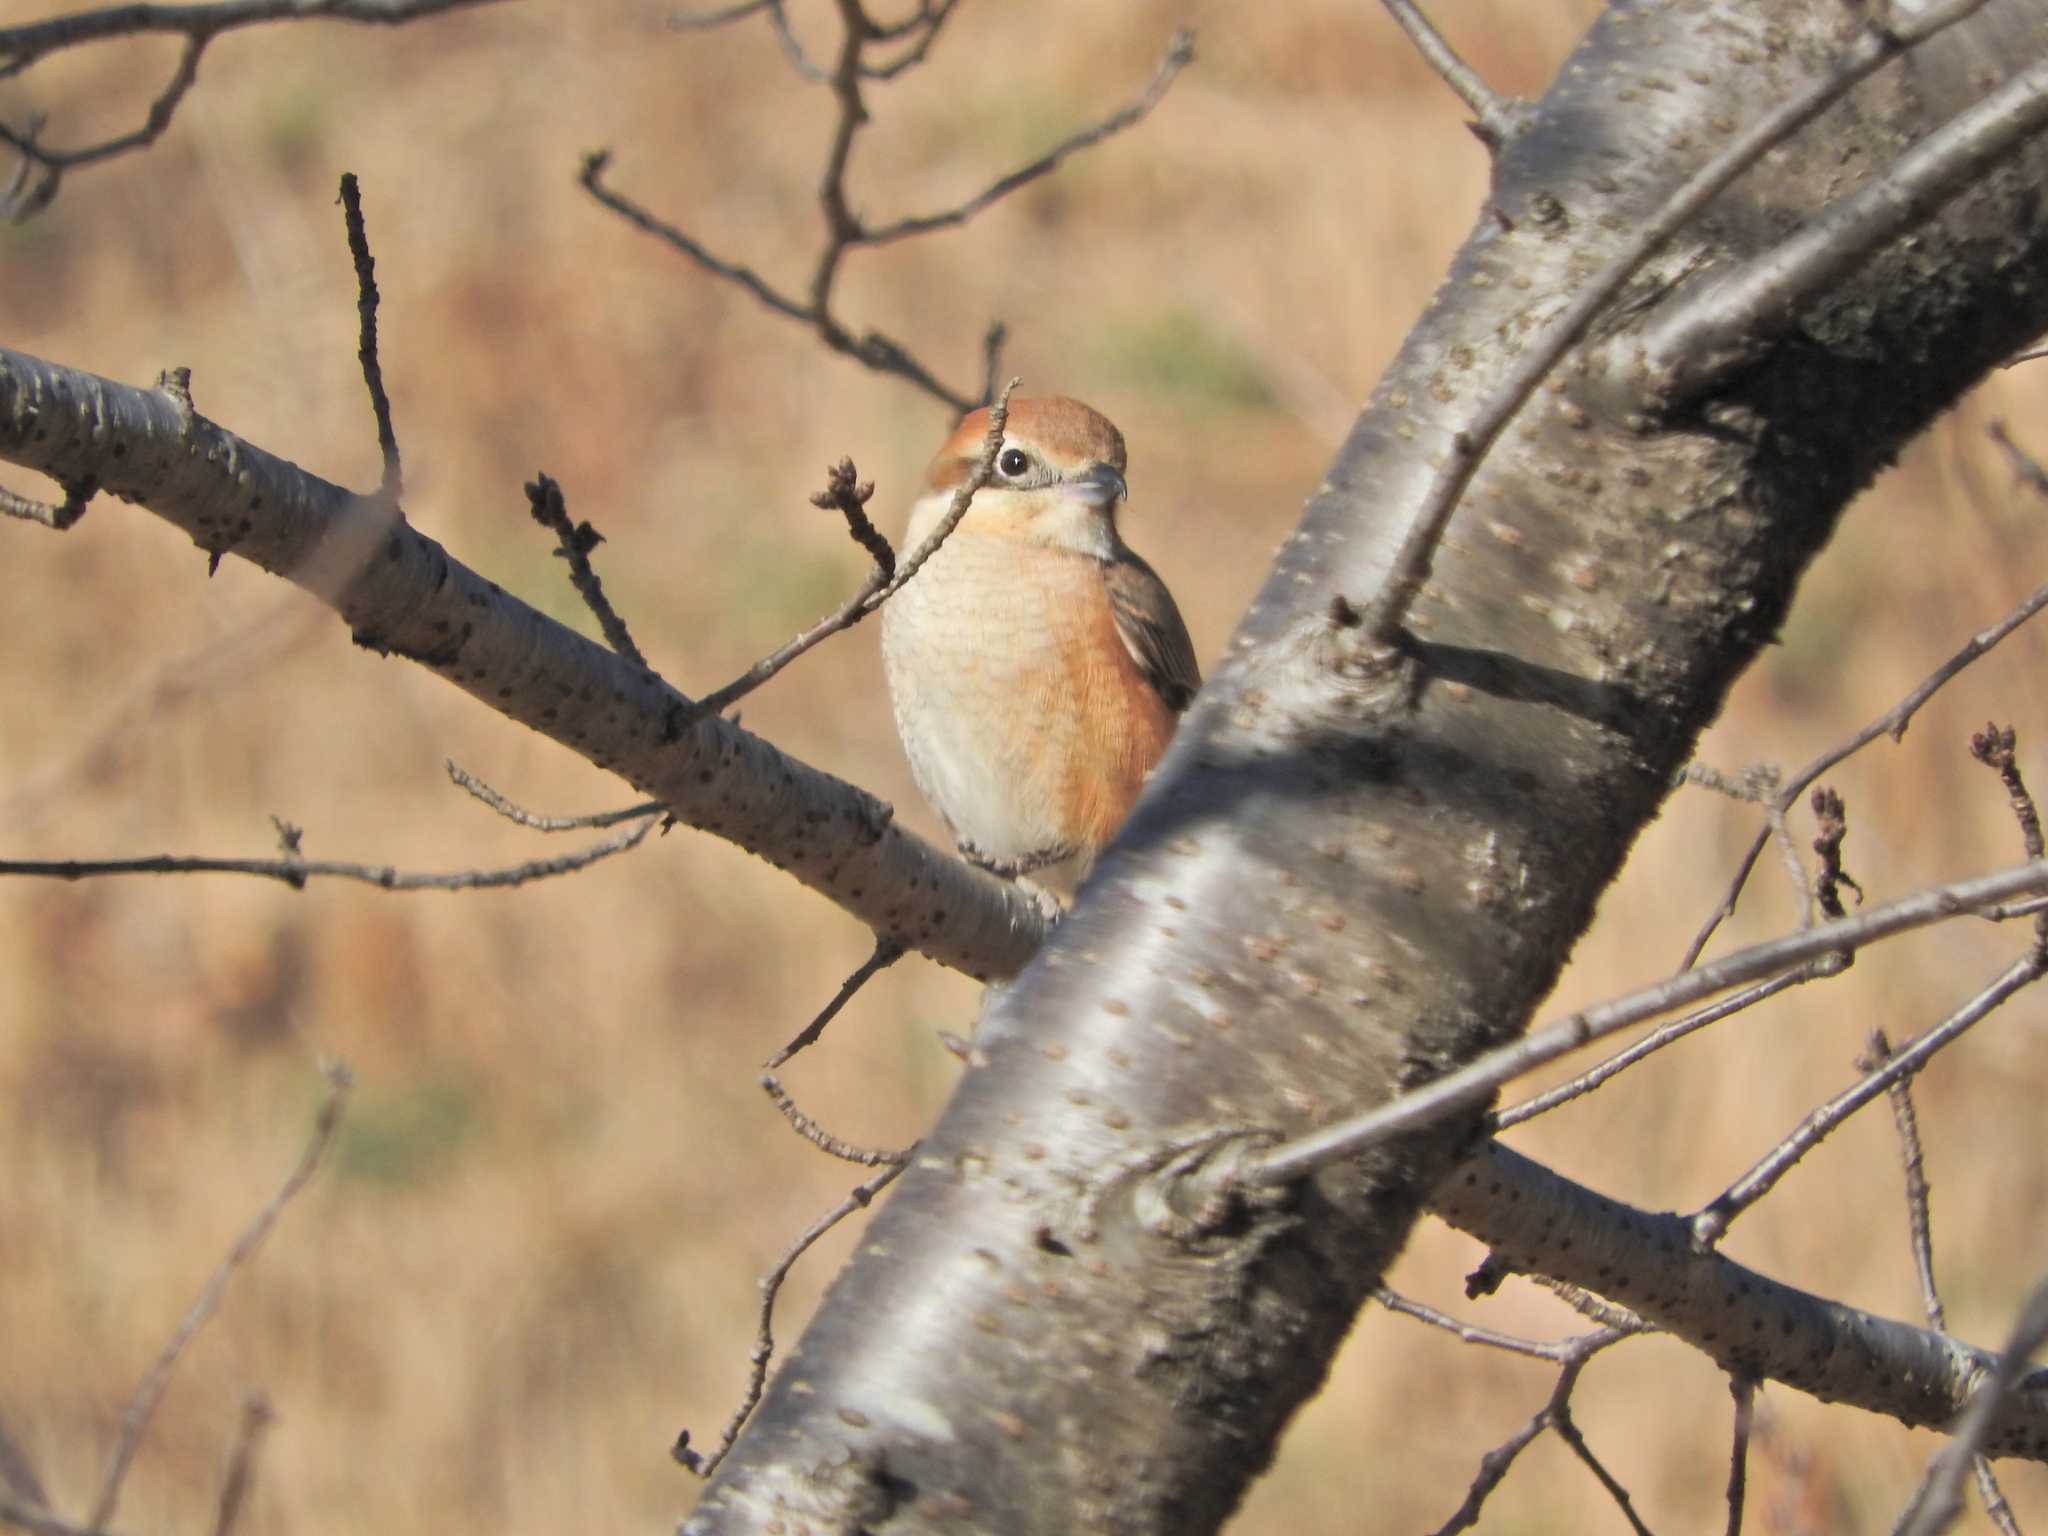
[5,1,2048,1529]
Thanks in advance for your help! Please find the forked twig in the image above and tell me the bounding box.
[587,16,1189,412]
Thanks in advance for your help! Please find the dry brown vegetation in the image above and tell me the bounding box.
[7,1,2048,1530]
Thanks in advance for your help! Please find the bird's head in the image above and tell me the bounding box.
[915,396,1129,558]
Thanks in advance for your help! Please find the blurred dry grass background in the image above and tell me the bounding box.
[5,1,2048,1530]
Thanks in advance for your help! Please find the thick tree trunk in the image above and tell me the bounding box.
[682,4,2048,1532]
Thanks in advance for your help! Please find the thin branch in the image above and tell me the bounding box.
[0,0,503,206]
[1864,1030,2022,1535]
[209,1394,274,1536]
[0,475,92,529]
[1375,1287,1620,1363]
[1971,722,2048,953]
[764,935,907,1069]
[871,380,1014,601]
[444,761,663,831]
[525,473,649,669]
[1895,1277,2048,1536]
[690,381,1015,724]
[338,174,402,502]
[1247,856,2048,1185]
[860,29,1194,245]
[1355,0,1992,648]
[0,813,658,892]
[578,152,810,322]
[1490,960,1840,1129]
[759,1075,912,1167]
[1683,569,2048,968]
[1690,954,2044,1250]
[1377,0,1527,150]
[1428,1334,1640,1536]
[1725,1378,1756,1536]
[585,17,1188,413]
[690,462,892,722]
[1682,762,1816,927]
[674,1160,906,1480]
[89,1065,350,1531]
[1551,1400,1653,1536]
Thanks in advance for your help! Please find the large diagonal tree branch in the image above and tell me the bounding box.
[675,3,2048,1531]
[0,350,1050,978]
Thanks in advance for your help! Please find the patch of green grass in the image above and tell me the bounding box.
[334,1071,478,1189]
[1100,306,1277,411]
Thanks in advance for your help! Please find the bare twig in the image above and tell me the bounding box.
[209,1394,274,1536]
[1809,787,1861,922]
[1428,1330,1643,1536]
[0,473,92,528]
[338,174,402,501]
[759,1076,911,1167]
[1248,856,2048,1185]
[0,813,658,892]
[690,462,893,722]
[1894,1276,2048,1536]
[763,935,907,1069]
[1355,0,1993,648]
[1862,1030,2021,1535]
[1725,1377,1756,1536]
[89,1065,350,1531]
[444,761,663,831]
[872,380,1014,601]
[1490,960,1841,1129]
[524,473,649,669]
[674,1160,907,1480]
[1971,722,2048,954]
[1378,0,1527,150]
[691,381,1016,723]
[861,30,1194,245]
[1684,573,2048,969]
[586,18,1189,412]
[977,320,1009,410]
[1683,762,1815,925]
[0,0,504,211]
[1690,954,2045,1250]
[1375,1288,1580,1362]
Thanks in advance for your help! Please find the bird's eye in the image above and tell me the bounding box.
[998,447,1030,478]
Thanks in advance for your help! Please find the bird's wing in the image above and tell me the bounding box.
[1105,549,1201,713]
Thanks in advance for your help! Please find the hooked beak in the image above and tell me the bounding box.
[1069,460,1129,509]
